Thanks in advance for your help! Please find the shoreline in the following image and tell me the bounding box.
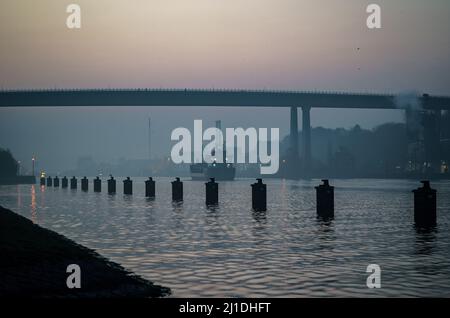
[0,205,171,298]
[0,176,36,185]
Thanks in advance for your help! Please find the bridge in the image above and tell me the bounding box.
[1,89,450,176]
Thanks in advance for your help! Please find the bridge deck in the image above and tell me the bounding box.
[1,89,449,110]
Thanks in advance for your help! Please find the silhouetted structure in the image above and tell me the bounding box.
[93,177,101,193]
[190,120,236,181]
[4,90,449,180]
[40,177,45,186]
[286,107,301,178]
[53,176,59,187]
[123,177,132,195]
[406,105,444,176]
[315,179,334,219]
[251,179,267,211]
[171,177,183,202]
[205,178,218,205]
[419,95,442,174]
[62,176,68,188]
[0,147,37,184]
[413,181,437,227]
[0,148,18,177]
[46,176,52,187]
[302,106,312,175]
[107,176,116,194]
[70,177,77,189]
[145,177,155,198]
[81,177,88,192]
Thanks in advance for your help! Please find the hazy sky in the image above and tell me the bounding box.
[1,0,449,171]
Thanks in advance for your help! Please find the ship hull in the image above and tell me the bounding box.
[190,163,235,181]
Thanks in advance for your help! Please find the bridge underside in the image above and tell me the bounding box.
[1,89,449,179]
[1,89,450,110]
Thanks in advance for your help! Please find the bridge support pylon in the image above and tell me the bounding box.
[290,107,299,157]
[302,106,312,177]
[288,107,300,178]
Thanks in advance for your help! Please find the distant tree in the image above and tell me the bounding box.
[442,111,450,164]
[332,146,356,177]
[280,122,409,177]
[442,111,450,139]
[0,148,19,177]
[371,123,407,168]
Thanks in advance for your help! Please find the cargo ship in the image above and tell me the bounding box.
[190,162,236,181]
[190,120,236,181]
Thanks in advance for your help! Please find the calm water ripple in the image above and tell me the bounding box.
[1,178,449,297]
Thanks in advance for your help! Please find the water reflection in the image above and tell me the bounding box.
[252,210,267,224]
[206,204,219,213]
[205,205,220,225]
[315,216,336,252]
[414,225,437,256]
[413,225,438,276]
[145,197,156,203]
[107,193,117,203]
[17,185,22,208]
[251,211,268,245]
[171,201,183,212]
[316,216,335,225]
[39,184,45,209]
[1,178,449,297]
[30,185,37,223]
[123,194,133,204]
[171,201,184,231]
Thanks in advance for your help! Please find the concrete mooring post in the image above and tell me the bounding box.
[53,176,60,187]
[123,177,133,195]
[70,177,77,189]
[205,178,218,206]
[81,177,89,192]
[251,179,267,211]
[413,181,437,227]
[93,176,101,193]
[62,176,68,188]
[46,176,52,187]
[145,177,155,198]
[315,179,334,219]
[171,177,183,202]
[107,176,116,194]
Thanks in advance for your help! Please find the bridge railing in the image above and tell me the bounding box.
[0,87,400,97]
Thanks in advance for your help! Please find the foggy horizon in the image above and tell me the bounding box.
[0,105,406,173]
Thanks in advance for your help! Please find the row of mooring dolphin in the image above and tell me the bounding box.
[39,176,438,228]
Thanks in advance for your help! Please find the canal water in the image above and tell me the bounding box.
[1,178,449,297]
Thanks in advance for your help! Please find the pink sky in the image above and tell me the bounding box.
[1,0,449,94]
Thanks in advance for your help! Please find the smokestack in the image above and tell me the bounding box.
[148,117,151,160]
